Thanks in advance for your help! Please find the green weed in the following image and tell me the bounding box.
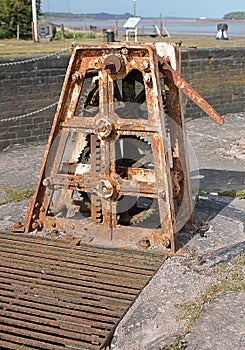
[0,186,34,206]
[160,336,187,349]
[176,254,245,333]
[218,189,245,199]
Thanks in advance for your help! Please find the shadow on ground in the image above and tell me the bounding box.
[177,168,245,250]
[199,168,245,193]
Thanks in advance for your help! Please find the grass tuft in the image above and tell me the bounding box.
[176,254,245,333]
[218,189,245,199]
[0,186,34,206]
[159,336,187,349]
[0,34,244,58]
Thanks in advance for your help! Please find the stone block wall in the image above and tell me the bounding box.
[182,48,245,120]
[0,48,244,150]
[0,54,69,150]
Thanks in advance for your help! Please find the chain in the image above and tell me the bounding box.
[0,47,71,67]
[0,102,58,123]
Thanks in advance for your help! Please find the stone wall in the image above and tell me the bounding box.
[182,48,245,120]
[0,54,69,150]
[0,48,244,150]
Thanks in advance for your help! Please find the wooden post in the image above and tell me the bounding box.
[61,24,65,40]
[160,13,163,37]
[115,16,118,37]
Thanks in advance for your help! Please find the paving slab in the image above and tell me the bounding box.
[185,291,245,350]
[0,112,244,349]
[111,112,245,349]
[111,196,245,349]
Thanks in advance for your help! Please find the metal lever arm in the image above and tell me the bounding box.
[160,60,224,125]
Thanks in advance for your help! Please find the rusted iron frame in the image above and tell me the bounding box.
[157,56,194,231]
[45,175,157,198]
[159,59,224,126]
[24,48,84,232]
[158,56,224,226]
[94,47,174,239]
[142,47,177,249]
[30,45,172,245]
[23,43,219,252]
[94,54,171,245]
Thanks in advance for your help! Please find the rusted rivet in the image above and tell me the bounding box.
[94,59,100,66]
[139,238,151,249]
[144,74,152,84]
[142,60,150,70]
[102,186,108,193]
[37,221,43,229]
[72,71,82,82]
[162,236,171,248]
[31,222,39,230]
[121,48,128,55]
[43,178,51,187]
[158,188,166,200]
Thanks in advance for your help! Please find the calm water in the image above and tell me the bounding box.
[52,18,245,37]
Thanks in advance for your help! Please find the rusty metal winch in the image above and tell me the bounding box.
[22,42,224,253]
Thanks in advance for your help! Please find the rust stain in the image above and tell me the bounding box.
[0,231,165,350]
[13,42,224,254]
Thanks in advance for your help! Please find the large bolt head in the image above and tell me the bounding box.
[96,179,114,199]
[102,55,123,74]
[72,71,82,82]
[95,118,113,139]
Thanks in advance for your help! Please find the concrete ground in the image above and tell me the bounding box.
[0,112,244,349]
[111,112,245,350]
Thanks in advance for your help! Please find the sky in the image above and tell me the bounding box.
[40,0,245,19]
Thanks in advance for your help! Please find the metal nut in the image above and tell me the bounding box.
[142,60,150,70]
[72,71,82,82]
[162,236,171,248]
[144,74,152,84]
[121,48,128,55]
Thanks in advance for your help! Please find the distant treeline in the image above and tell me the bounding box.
[41,11,245,21]
[41,12,133,20]
[224,11,245,20]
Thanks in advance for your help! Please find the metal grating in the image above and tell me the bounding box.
[0,231,165,349]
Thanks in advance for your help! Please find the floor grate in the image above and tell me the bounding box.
[0,232,165,349]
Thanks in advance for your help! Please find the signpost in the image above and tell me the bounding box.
[32,0,38,42]
[133,0,136,17]
[123,17,141,42]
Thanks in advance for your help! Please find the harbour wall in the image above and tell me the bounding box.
[0,48,244,150]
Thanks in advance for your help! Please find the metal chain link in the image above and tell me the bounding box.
[0,102,58,123]
[0,47,71,67]
[0,47,71,122]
